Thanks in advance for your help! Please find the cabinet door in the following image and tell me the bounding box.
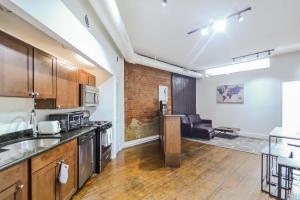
[56,145,77,200]
[31,161,56,200]
[0,161,28,200]
[0,182,24,200]
[56,61,78,109]
[0,31,33,97]
[34,48,56,99]
[88,74,96,87]
[78,69,89,85]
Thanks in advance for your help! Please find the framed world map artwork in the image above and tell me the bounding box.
[217,84,244,103]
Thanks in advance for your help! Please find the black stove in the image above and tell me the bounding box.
[81,110,112,174]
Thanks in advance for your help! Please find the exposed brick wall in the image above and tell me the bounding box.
[125,61,172,141]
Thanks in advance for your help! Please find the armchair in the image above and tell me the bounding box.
[180,114,214,140]
[180,115,192,137]
[187,114,212,128]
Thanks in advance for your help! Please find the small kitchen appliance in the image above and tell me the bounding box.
[37,121,61,134]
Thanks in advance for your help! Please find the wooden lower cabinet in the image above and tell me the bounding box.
[31,161,56,200]
[31,139,77,200]
[56,151,77,200]
[0,161,28,200]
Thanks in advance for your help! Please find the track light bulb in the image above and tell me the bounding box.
[162,0,167,6]
[201,27,209,36]
[238,14,244,22]
[213,19,227,32]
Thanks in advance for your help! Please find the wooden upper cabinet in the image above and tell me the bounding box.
[0,31,33,97]
[56,61,78,109]
[78,69,89,85]
[0,161,28,200]
[88,74,96,87]
[34,48,56,99]
[79,69,96,87]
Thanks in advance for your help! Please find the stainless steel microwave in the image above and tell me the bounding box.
[80,84,99,107]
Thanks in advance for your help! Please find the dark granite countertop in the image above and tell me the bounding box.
[0,127,97,171]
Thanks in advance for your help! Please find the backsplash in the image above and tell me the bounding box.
[0,97,83,136]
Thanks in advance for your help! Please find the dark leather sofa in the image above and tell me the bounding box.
[181,114,214,140]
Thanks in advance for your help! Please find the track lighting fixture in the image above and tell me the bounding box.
[188,7,251,35]
[162,0,167,7]
[232,49,274,63]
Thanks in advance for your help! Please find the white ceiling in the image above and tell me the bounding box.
[116,0,300,70]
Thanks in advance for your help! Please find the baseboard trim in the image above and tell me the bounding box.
[123,135,159,149]
[237,131,268,140]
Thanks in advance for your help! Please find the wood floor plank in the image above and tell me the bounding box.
[73,140,274,200]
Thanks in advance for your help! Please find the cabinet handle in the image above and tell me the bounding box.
[57,105,61,109]
[57,159,64,165]
[28,92,34,97]
[35,92,39,97]
[16,183,24,191]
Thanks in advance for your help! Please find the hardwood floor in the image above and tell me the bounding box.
[73,139,272,200]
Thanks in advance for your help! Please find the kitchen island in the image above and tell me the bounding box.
[159,114,182,168]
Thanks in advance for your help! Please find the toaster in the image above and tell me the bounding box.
[38,121,61,134]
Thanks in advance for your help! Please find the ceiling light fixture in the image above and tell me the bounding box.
[162,0,167,7]
[213,19,227,33]
[187,7,251,35]
[205,58,270,76]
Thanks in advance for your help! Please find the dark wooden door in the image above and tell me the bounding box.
[34,48,56,99]
[0,31,33,97]
[56,61,78,109]
[172,73,196,115]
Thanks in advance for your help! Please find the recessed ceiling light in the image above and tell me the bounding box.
[162,0,167,6]
[201,27,209,36]
[213,19,227,32]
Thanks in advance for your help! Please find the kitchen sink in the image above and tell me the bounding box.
[1,138,60,151]
[0,138,61,166]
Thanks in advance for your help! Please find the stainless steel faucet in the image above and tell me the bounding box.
[30,109,38,137]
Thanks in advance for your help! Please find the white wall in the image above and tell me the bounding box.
[282,81,300,133]
[197,51,300,139]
